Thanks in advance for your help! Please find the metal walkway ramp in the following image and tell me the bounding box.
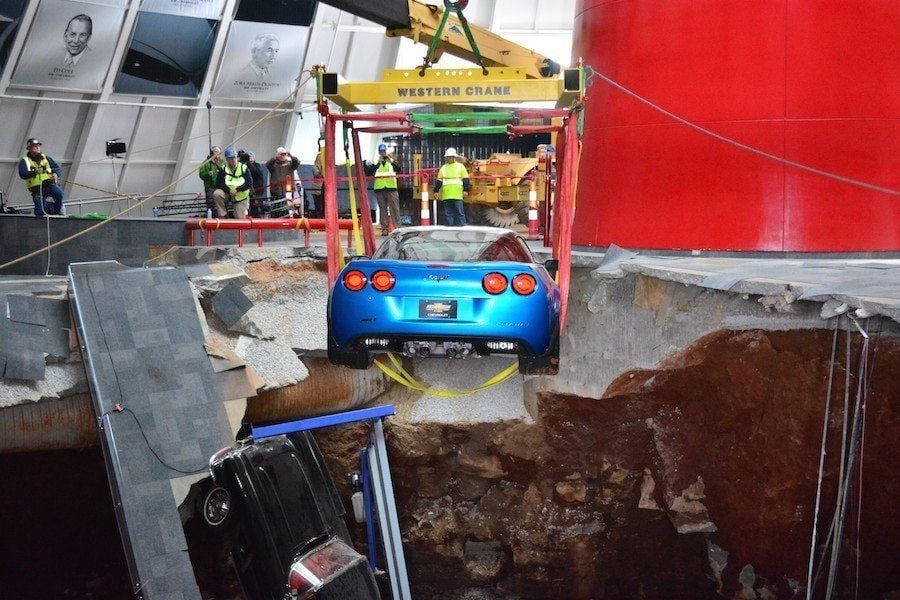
[69,261,236,599]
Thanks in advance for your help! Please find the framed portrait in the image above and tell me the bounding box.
[10,0,126,92]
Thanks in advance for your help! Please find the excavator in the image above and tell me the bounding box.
[316,0,578,228]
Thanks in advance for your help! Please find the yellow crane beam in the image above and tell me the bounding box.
[322,67,580,111]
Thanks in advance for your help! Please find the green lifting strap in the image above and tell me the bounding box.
[410,111,514,123]
[420,0,489,76]
[419,125,509,135]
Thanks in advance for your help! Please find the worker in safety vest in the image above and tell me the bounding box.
[365,143,402,235]
[433,147,470,226]
[213,146,253,218]
[17,138,65,216]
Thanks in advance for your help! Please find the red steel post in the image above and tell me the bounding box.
[543,147,553,248]
[555,114,579,332]
[324,113,340,286]
[351,127,377,256]
[551,127,567,258]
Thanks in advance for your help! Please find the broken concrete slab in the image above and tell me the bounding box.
[0,363,88,408]
[210,283,253,329]
[590,252,900,323]
[4,350,46,381]
[7,294,69,328]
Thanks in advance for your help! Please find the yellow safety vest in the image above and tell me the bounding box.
[437,161,468,200]
[24,154,53,189]
[224,162,249,202]
[374,159,398,191]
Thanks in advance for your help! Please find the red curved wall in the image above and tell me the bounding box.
[572,0,899,251]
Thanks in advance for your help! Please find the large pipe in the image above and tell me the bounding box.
[244,358,392,423]
[0,395,98,454]
[0,359,395,453]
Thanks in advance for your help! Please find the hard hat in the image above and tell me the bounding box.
[444,147,458,158]
[224,146,237,158]
[377,143,387,152]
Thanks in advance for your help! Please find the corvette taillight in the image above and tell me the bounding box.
[288,538,367,599]
[370,270,395,291]
[342,270,366,291]
[512,273,537,295]
[482,272,507,294]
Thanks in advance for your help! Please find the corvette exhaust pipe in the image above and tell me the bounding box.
[417,346,431,358]
[446,347,458,358]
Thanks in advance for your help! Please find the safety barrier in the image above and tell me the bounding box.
[185,217,357,248]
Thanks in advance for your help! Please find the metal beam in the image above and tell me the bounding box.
[325,67,574,109]
[318,0,410,30]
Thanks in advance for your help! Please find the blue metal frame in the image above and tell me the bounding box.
[360,447,379,570]
[251,404,396,573]
[251,404,396,439]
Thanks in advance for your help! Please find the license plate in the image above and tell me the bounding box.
[419,299,457,319]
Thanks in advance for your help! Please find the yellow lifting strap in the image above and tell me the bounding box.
[373,352,519,397]
[345,159,365,256]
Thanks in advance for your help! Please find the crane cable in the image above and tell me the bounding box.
[583,65,899,196]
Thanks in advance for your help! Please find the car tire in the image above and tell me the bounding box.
[201,485,235,529]
[518,332,559,375]
[343,350,373,370]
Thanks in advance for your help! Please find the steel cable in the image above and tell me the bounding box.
[0,74,312,273]
[584,66,899,196]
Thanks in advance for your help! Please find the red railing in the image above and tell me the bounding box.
[185,218,356,248]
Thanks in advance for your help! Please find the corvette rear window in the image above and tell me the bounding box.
[375,231,532,263]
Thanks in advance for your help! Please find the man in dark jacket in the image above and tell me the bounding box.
[198,146,223,211]
[18,138,65,216]
[244,151,267,217]
[266,147,299,200]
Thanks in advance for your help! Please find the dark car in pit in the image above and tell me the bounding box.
[202,432,380,600]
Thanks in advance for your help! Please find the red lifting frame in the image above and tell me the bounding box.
[185,218,356,247]
[507,125,563,137]
[515,108,570,120]
[323,108,411,286]
[507,107,580,332]
[349,125,377,256]
[354,126,417,135]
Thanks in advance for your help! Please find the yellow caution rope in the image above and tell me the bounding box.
[345,159,365,257]
[373,352,519,398]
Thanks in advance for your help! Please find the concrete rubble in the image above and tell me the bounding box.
[3,246,899,598]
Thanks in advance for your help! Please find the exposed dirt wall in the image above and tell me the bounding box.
[315,328,899,599]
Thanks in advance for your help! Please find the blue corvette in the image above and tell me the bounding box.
[327,226,561,374]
